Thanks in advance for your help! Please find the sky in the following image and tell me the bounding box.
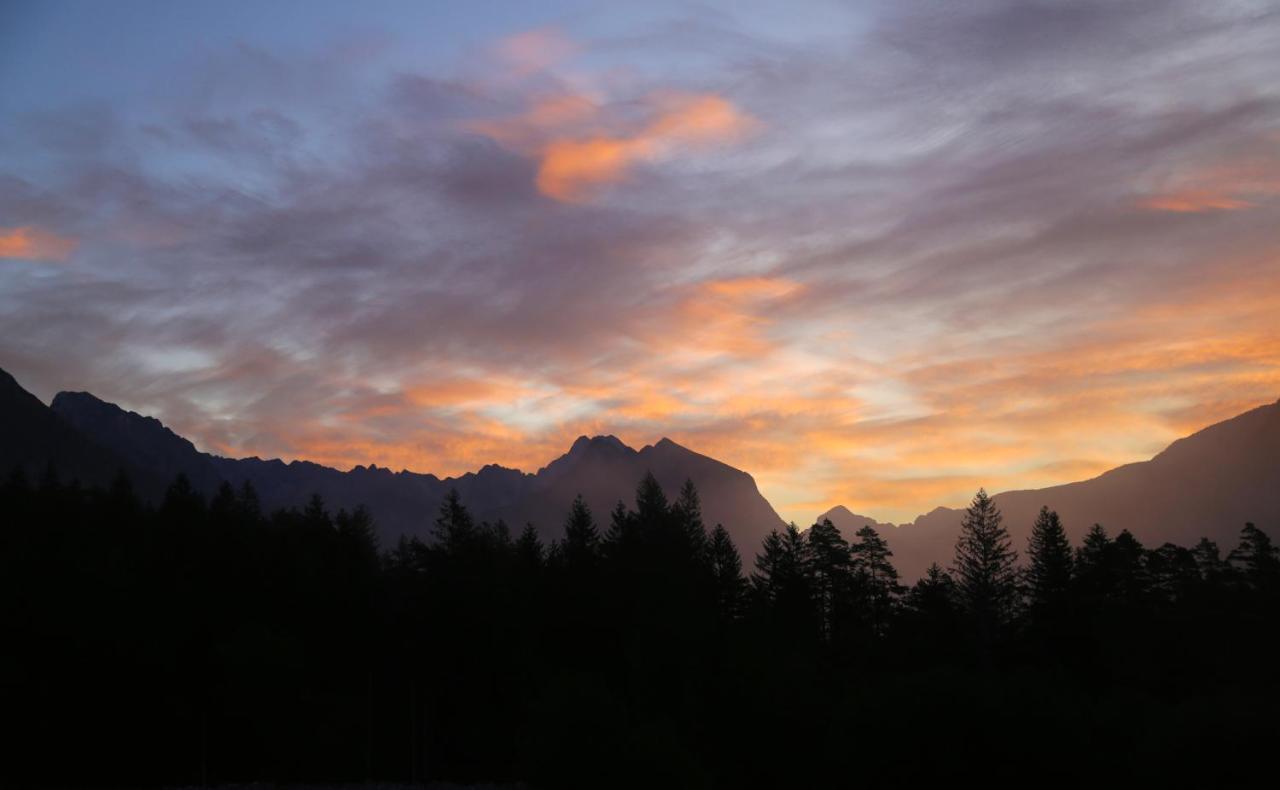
[2,0,1279,526]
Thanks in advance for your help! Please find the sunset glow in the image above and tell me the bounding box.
[3,0,1279,526]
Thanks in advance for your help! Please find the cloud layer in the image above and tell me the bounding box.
[2,0,1279,525]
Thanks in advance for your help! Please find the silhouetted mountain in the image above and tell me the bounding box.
[0,368,162,494]
[823,398,1280,580]
[816,505,896,534]
[34,376,784,548]
[497,435,786,551]
[52,390,224,493]
[10,364,1277,576]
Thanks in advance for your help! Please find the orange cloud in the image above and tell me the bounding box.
[0,226,78,262]
[474,90,754,201]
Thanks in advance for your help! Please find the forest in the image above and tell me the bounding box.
[3,467,1278,788]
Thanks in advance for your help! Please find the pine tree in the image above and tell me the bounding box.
[161,473,206,526]
[337,504,380,567]
[708,524,746,618]
[753,525,810,602]
[561,494,600,567]
[210,481,238,524]
[1228,523,1280,591]
[1111,529,1148,601]
[909,563,958,617]
[1192,537,1231,586]
[1026,506,1073,610]
[952,488,1018,637]
[634,472,669,530]
[238,480,262,521]
[807,519,850,641]
[516,523,545,568]
[602,499,633,561]
[673,478,709,560]
[303,492,331,530]
[1074,523,1112,598]
[434,488,477,554]
[850,524,903,637]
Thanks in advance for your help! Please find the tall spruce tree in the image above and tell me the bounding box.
[850,524,902,638]
[952,488,1018,638]
[807,518,850,641]
[634,472,669,528]
[1026,507,1073,611]
[708,524,746,619]
[673,478,709,560]
[434,488,477,555]
[753,524,812,613]
[561,494,600,567]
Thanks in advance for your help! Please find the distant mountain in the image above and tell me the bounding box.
[822,398,1280,581]
[815,505,896,534]
[11,370,785,551]
[0,369,164,495]
[9,364,1277,574]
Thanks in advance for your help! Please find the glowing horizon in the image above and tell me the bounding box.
[3,1,1279,526]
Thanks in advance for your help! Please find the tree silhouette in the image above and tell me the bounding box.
[433,488,477,554]
[1229,522,1280,591]
[673,478,709,562]
[1025,506,1073,611]
[561,494,600,567]
[4,465,1278,788]
[952,488,1018,647]
[806,518,850,642]
[708,524,746,619]
[516,523,545,568]
[850,524,902,638]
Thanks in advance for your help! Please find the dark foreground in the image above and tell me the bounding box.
[4,470,1278,788]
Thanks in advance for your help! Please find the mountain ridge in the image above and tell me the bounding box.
[4,371,785,550]
[821,397,1280,580]
[5,366,1277,577]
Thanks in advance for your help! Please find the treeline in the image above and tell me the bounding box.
[2,469,1278,787]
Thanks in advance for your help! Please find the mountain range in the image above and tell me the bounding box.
[820,398,1280,580]
[1,368,785,552]
[2,365,1277,576]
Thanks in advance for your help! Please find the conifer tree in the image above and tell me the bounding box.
[337,504,380,566]
[952,488,1018,637]
[753,525,810,602]
[602,499,633,561]
[303,492,332,531]
[708,524,746,618]
[807,518,850,641]
[1111,529,1148,601]
[1026,507,1073,610]
[161,473,206,526]
[561,494,600,567]
[434,488,477,554]
[908,563,958,617]
[634,472,669,529]
[1228,523,1280,590]
[516,523,544,568]
[1192,538,1229,583]
[850,524,903,637]
[673,478,709,559]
